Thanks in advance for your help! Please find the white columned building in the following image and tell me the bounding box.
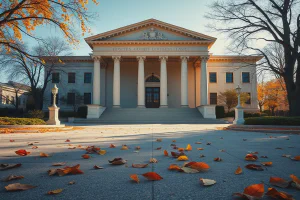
[43,19,262,121]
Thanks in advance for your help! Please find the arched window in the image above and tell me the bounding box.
[146,73,160,82]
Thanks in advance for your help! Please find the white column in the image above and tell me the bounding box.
[180,56,189,107]
[137,56,146,108]
[159,56,168,108]
[92,56,101,105]
[200,56,209,105]
[112,56,121,108]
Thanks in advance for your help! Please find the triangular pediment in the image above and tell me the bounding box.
[85,19,216,46]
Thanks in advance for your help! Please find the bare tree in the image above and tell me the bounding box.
[0,37,72,110]
[206,0,300,116]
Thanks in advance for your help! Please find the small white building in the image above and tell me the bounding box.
[0,81,30,110]
[43,19,261,120]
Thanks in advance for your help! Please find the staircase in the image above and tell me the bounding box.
[73,108,227,124]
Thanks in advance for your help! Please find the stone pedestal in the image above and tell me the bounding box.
[47,106,60,125]
[197,105,216,119]
[233,107,244,125]
[86,105,106,119]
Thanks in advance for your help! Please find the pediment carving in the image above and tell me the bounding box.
[140,28,167,40]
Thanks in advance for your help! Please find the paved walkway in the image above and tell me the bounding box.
[0,124,299,200]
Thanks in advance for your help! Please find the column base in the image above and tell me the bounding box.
[86,105,106,119]
[197,105,216,119]
[160,105,168,108]
[181,105,189,108]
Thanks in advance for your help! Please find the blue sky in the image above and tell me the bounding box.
[1,0,230,82]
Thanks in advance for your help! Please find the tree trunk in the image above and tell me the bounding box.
[259,104,262,112]
[288,89,300,116]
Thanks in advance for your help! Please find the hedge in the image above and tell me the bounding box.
[244,117,300,126]
[77,106,87,118]
[225,111,268,118]
[215,106,225,118]
[0,117,46,125]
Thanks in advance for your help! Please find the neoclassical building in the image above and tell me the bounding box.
[44,19,261,119]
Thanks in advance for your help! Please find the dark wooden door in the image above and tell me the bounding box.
[145,87,160,108]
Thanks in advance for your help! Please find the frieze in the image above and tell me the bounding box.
[112,47,190,52]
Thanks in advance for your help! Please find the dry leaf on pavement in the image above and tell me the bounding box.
[130,174,139,183]
[200,178,216,186]
[47,189,63,195]
[142,172,163,181]
[3,175,24,182]
[5,183,36,191]
[233,183,264,200]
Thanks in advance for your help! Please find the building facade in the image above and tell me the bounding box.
[43,19,261,118]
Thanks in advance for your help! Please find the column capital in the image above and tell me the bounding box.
[91,55,101,61]
[200,55,210,62]
[180,56,189,62]
[159,56,168,61]
[112,56,121,62]
[136,56,146,62]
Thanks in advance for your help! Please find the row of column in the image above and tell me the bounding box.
[92,55,209,108]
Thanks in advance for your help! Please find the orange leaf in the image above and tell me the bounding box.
[291,155,300,161]
[245,154,258,161]
[57,164,84,176]
[290,174,300,185]
[185,162,210,172]
[168,164,181,171]
[130,174,139,183]
[178,148,184,152]
[47,189,63,195]
[142,172,163,181]
[261,162,272,166]
[177,155,188,161]
[65,139,70,142]
[185,144,192,151]
[245,164,264,171]
[269,177,290,188]
[3,175,24,182]
[40,152,49,157]
[163,150,168,156]
[171,151,185,158]
[233,183,264,199]
[197,148,204,150]
[121,145,128,150]
[109,144,116,148]
[266,188,294,200]
[82,154,90,159]
[132,163,148,168]
[15,149,30,156]
[214,157,222,162]
[235,166,242,175]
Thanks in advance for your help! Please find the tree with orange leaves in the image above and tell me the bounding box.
[0,0,98,57]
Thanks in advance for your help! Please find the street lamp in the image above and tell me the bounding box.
[51,84,58,107]
[235,85,242,108]
[233,85,244,125]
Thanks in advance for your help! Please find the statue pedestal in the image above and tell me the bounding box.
[47,106,61,125]
[233,107,244,125]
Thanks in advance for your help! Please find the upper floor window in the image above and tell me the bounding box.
[210,93,217,105]
[245,93,251,104]
[68,73,76,83]
[67,93,75,105]
[84,93,91,104]
[84,73,92,83]
[52,73,60,83]
[209,72,217,83]
[242,72,250,83]
[226,72,233,83]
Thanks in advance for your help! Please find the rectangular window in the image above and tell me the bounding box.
[226,72,233,83]
[52,73,60,83]
[210,93,217,105]
[245,93,251,104]
[68,73,76,83]
[67,93,75,105]
[209,72,217,83]
[51,93,59,105]
[84,93,91,104]
[84,73,92,83]
[242,72,250,83]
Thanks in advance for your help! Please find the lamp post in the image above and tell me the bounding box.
[233,85,244,125]
[47,84,61,125]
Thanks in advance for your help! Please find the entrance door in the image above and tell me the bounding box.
[145,87,160,108]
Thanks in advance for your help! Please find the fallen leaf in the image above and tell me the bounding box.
[282,154,291,158]
[156,147,162,150]
[15,149,30,156]
[82,154,90,159]
[181,167,199,173]
[261,162,273,166]
[149,158,158,163]
[121,145,128,150]
[235,166,242,175]
[86,146,100,153]
[156,138,162,142]
[206,142,211,145]
[245,164,264,171]
[195,142,202,144]
[233,183,264,200]
[135,146,141,150]
[48,169,57,176]
[290,174,300,189]
[52,162,66,166]
[270,177,290,188]
[291,155,300,161]
[28,143,33,146]
[219,149,226,152]
[185,162,210,172]
[130,174,139,183]
[109,144,116,148]
[185,144,192,151]
[245,154,258,161]
[94,165,104,169]
[178,148,184,152]
[40,152,50,157]
[177,155,188,161]
[47,189,63,195]
[56,164,84,176]
[197,148,204,150]
[200,178,216,186]
[132,163,148,168]
[5,183,36,191]
[214,157,222,162]
[168,164,181,171]
[98,150,106,155]
[171,151,185,158]
[200,154,205,158]
[266,187,294,200]
[68,147,76,149]
[3,175,24,182]
[65,139,70,142]
[0,163,22,171]
[260,156,268,158]
[163,150,168,156]
[109,158,126,165]
[172,140,176,142]
[32,146,38,149]
[142,172,163,181]
[68,181,75,185]
[9,140,15,142]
